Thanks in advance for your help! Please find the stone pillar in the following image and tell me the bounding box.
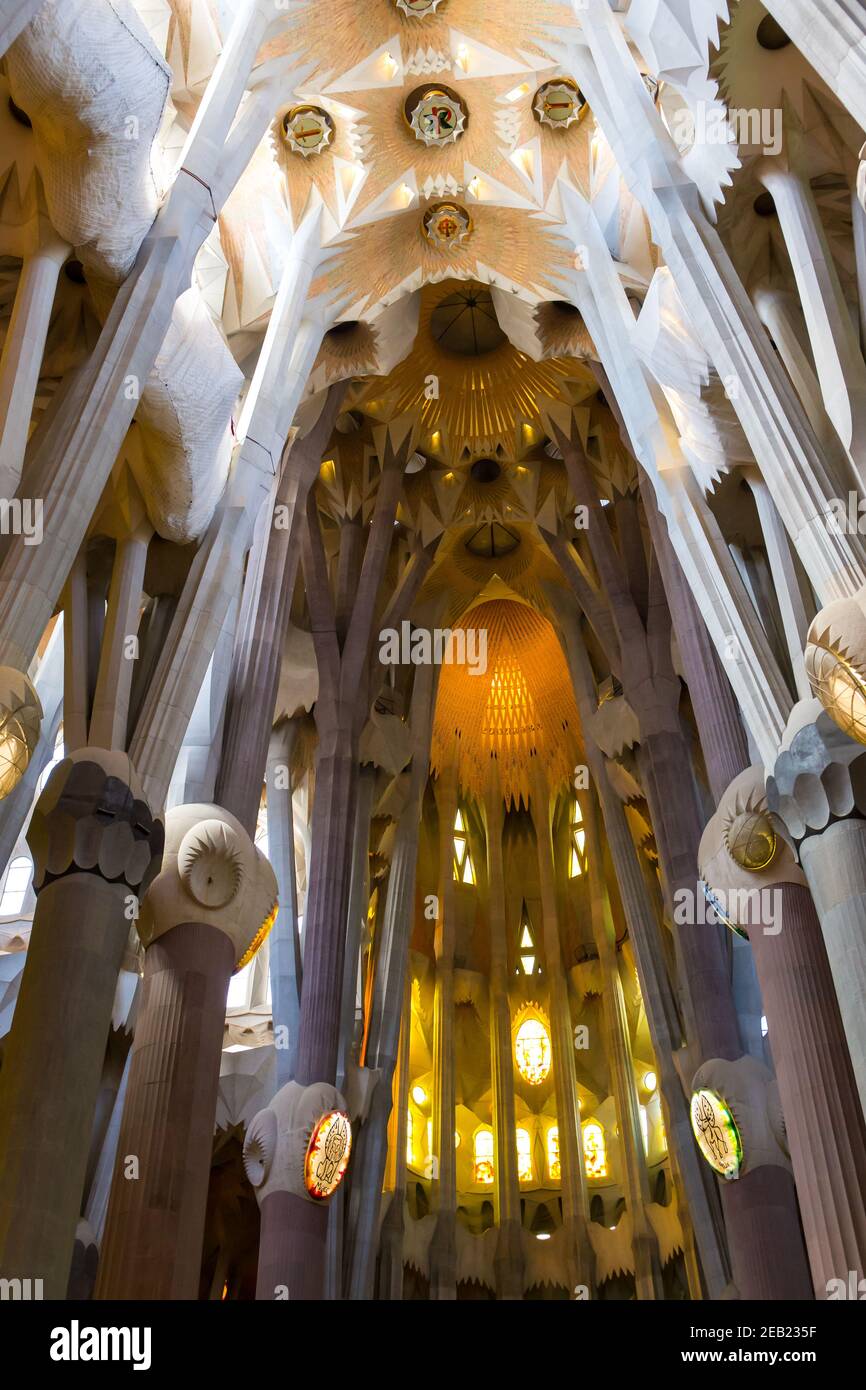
[95,804,276,1299]
[377,976,412,1301]
[759,160,866,470]
[768,701,866,1112]
[747,474,814,703]
[584,788,664,1299]
[759,0,866,132]
[701,766,866,1296]
[0,0,46,56]
[267,722,303,1086]
[530,758,593,1293]
[244,1079,352,1300]
[0,229,68,496]
[483,774,524,1299]
[0,750,162,1299]
[752,285,839,450]
[428,765,459,1299]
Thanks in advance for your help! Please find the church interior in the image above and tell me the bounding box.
[1,0,866,1305]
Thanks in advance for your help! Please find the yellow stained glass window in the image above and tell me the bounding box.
[640,1105,649,1155]
[516,1127,532,1183]
[474,1128,495,1185]
[518,906,537,977]
[514,1014,552,1085]
[453,807,476,884]
[569,798,588,878]
[583,1120,607,1179]
[547,1126,561,1181]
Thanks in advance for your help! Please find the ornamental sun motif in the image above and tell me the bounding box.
[407,86,467,147]
[281,105,334,158]
[422,201,472,252]
[305,1110,352,1199]
[690,1088,743,1180]
[395,0,446,14]
[533,78,586,131]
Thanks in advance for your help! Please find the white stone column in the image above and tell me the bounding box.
[752,284,839,449]
[759,160,866,471]
[0,0,44,56]
[0,230,68,496]
[760,0,866,132]
[746,473,815,703]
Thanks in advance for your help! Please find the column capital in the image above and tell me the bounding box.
[243,1079,351,1205]
[26,747,162,895]
[691,1055,792,1179]
[138,802,276,970]
[766,699,866,842]
[699,766,806,930]
[0,665,42,799]
[804,589,866,746]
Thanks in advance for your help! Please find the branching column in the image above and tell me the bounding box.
[483,769,524,1299]
[530,757,593,1293]
[428,765,459,1299]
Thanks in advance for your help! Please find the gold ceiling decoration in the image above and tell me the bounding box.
[431,598,581,808]
[395,0,445,15]
[353,280,594,464]
[406,86,467,147]
[422,201,472,252]
[281,105,334,157]
[533,78,586,130]
[313,320,380,384]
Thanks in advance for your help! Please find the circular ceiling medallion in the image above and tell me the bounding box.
[465,521,520,558]
[407,85,467,147]
[281,105,334,157]
[396,0,445,14]
[690,1088,743,1180]
[422,201,472,252]
[533,78,586,130]
[304,1110,352,1199]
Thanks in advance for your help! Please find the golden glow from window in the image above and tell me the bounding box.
[516,1127,532,1183]
[569,798,588,877]
[547,1126,561,1181]
[474,1128,495,1185]
[582,1120,608,1179]
[514,1012,552,1085]
[411,1084,427,1106]
[406,1110,413,1166]
[640,1105,649,1155]
[452,807,476,884]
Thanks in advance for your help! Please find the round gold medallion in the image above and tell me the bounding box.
[422,201,472,251]
[533,78,586,131]
[281,105,334,158]
[407,86,467,147]
[304,1110,352,1199]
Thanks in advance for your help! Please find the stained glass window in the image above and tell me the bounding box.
[452,808,476,884]
[569,797,588,878]
[474,1128,494,1185]
[583,1120,607,1178]
[547,1126,561,1181]
[514,1014,552,1085]
[516,1127,532,1183]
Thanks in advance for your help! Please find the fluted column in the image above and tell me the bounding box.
[530,757,592,1293]
[0,229,68,496]
[760,0,866,132]
[483,772,524,1299]
[702,768,866,1297]
[0,751,162,1298]
[768,702,866,1112]
[428,765,459,1299]
[96,804,276,1299]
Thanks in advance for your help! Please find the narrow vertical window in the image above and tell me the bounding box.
[547,1126,561,1181]
[582,1120,607,1178]
[516,1127,533,1183]
[452,807,475,884]
[473,1128,495,1184]
[569,797,587,878]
